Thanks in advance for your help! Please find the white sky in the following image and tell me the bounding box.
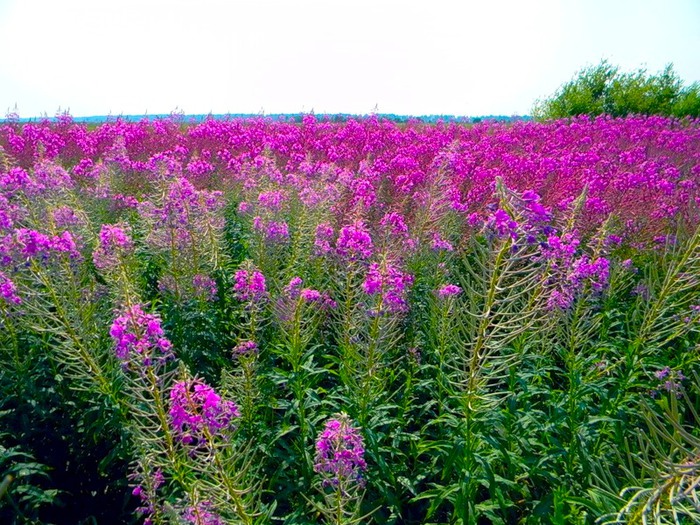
[0,0,698,118]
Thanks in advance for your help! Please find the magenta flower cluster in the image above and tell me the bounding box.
[181,500,225,525]
[138,177,224,252]
[314,222,335,256]
[542,233,610,310]
[3,114,699,247]
[253,216,289,243]
[12,228,80,260]
[93,224,133,270]
[651,367,686,398]
[169,378,240,445]
[131,468,164,525]
[109,304,173,367]
[362,262,414,313]
[192,274,218,301]
[314,413,367,488]
[336,221,373,260]
[437,284,462,299]
[232,340,258,356]
[233,268,267,302]
[0,271,21,305]
[284,276,329,305]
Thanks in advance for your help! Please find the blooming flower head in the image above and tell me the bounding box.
[300,288,323,303]
[521,189,554,234]
[337,221,373,260]
[12,228,81,260]
[488,209,519,240]
[437,284,461,299]
[237,201,250,214]
[109,304,173,368]
[258,190,286,211]
[264,220,289,243]
[0,272,21,305]
[52,206,83,228]
[14,228,51,258]
[192,274,218,301]
[380,212,409,236]
[431,232,454,252]
[50,231,80,257]
[93,224,134,270]
[651,367,686,398]
[232,340,258,357]
[314,222,335,255]
[181,501,225,525]
[314,413,367,488]
[169,378,240,445]
[285,276,304,299]
[233,267,267,302]
[362,262,413,314]
[130,467,164,524]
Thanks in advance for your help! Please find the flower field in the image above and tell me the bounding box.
[1,114,700,524]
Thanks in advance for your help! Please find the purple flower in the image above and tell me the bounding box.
[264,220,289,243]
[0,272,21,305]
[362,265,383,296]
[52,206,82,228]
[138,177,224,252]
[130,468,164,523]
[431,233,454,252]
[606,234,622,247]
[109,304,173,368]
[362,262,413,314]
[336,221,373,260]
[543,231,610,310]
[0,167,41,195]
[12,228,81,260]
[521,190,553,229]
[238,201,250,214]
[380,212,409,236]
[93,224,133,270]
[547,289,574,311]
[192,274,218,301]
[314,222,335,256]
[655,367,671,381]
[468,213,483,228]
[489,209,519,240]
[258,190,286,210]
[233,268,267,302]
[314,413,367,488]
[0,194,17,230]
[50,231,80,258]
[285,277,304,299]
[300,288,323,303]
[181,501,225,525]
[437,284,461,299]
[232,340,258,356]
[652,367,686,398]
[14,228,51,258]
[169,378,240,445]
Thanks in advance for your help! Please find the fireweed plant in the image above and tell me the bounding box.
[0,114,700,524]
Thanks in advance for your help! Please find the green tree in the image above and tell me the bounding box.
[533,60,700,120]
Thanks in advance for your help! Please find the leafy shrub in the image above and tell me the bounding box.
[533,60,700,120]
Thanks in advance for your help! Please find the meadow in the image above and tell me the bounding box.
[1,114,700,524]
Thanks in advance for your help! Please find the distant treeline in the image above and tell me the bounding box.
[2,113,532,124]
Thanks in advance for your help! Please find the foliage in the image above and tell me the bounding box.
[0,115,699,524]
[533,60,700,120]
